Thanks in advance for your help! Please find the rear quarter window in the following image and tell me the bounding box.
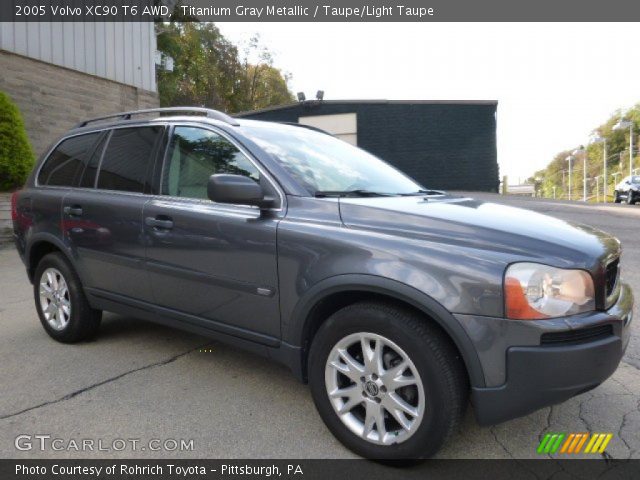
[37,133,101,187]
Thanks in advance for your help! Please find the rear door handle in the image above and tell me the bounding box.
[63,206,83,216]
[145,216,174,230]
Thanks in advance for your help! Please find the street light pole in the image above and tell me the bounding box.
[591,135,608,203]
[566,155,573,201]
[583,155,587,202]
[572,147,586,202]
[614,118,635,179]
[603,139,607,202]
[630,124,634,179]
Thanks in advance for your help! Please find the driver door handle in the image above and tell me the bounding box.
[145,216,174,230]
[63,205,83,216]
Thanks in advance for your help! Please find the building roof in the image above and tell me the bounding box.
[235,99,498,117]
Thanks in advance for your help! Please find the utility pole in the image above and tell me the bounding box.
[630,125,634,179]
[583,154,587,202]
[591,135,608,202]
[566,156,573,201]
[614,119,634,179]
[603,139,607,203]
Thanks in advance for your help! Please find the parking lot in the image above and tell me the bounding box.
[0,193,638,460]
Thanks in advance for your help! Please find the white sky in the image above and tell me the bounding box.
[217,23,639,183]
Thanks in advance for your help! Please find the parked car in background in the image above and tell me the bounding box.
[614,175,640,204]
[12,108,634,459]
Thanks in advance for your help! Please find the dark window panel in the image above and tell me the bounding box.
[38,133,101,187]
[97,126,162,193]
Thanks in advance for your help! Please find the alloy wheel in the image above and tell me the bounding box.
[324,332,425,445]
[39,267,71,331]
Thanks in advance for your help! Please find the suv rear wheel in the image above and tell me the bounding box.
[34,253,102,343]
[308,301,468,459]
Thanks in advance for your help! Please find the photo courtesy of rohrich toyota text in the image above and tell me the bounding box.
[0,0,639,478]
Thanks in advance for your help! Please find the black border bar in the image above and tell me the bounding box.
[3,459,640,480]
[2,0,640,22]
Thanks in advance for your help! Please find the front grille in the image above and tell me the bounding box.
[605,259,619,298]
[540,324,613,346]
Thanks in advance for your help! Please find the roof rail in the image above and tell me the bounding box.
[278,121,333,136]
[74,107,240,129]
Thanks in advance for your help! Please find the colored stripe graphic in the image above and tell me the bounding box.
[550,433,565,454]
[571,433,588,453]
[560,433,575,453]
[537,433,565,454]
[537,434,552,454]
[539,433,613,454]
[574,433,589,453]
[585,433,613,453]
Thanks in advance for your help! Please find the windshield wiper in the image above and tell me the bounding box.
[397,189,446,196]
[314,189,394,198]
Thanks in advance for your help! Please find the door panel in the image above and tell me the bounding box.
[62,125,164,302]
[143,125,282,338]
[63,190,153,302]
[144,198,280,337]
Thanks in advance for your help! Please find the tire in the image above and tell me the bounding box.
[308,301,468,460]
[626,192,636,205]
[34,252,102,343]
[614,191,621,203]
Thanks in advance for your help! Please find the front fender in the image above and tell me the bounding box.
[283,273,486,388]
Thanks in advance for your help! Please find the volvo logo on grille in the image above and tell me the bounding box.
[364,381,379,397]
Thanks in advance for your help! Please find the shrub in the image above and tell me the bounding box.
[0,91,35,190]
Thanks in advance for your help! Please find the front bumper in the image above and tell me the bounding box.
[458,283,633,425]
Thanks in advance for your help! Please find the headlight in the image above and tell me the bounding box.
[504,263,595,319]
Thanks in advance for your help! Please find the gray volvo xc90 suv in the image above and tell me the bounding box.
[12,108,634,459]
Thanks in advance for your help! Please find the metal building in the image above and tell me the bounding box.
[0,21,159,156]
[237,100,499,192]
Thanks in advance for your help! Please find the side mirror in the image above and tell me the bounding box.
[207,174,274,209]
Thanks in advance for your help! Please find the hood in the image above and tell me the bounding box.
[338,195,621,269]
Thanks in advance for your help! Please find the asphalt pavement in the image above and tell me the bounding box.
[0,193,638,460]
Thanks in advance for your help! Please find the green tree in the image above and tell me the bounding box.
[156,22,294,113]
[0,92,35,191]
[234,35,293,111]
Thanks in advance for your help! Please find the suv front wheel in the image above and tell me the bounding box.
[308,302,468,459]
[34,252,102,343]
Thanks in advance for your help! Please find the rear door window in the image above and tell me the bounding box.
[96,126,163,193]
[38,133,101,187]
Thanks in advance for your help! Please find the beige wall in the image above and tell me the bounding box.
[299,112,358,145]
[0,50,159,157]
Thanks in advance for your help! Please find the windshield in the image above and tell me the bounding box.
[241,122,423,195]
[632,176,640,184]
